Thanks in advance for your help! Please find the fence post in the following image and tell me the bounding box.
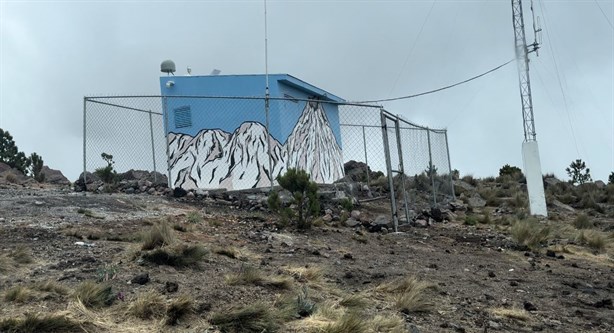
[394,117,410,225]
[148,110,157,184]
[426,129,436,205]
[265,97,274,191]
[380,110,398,232]
[82,97,87,196]
[362,125,370,186]
[444,130,456,199]
[163,97,172,189]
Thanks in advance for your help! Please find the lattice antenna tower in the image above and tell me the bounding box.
[512,0,547,216]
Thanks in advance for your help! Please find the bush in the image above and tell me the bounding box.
[0,128,31,175]
[609,172,614,185]
[30,152,45,182]
[142,221,175,250]
[267,190,281,212]
[94,152,117,183]
[499,164,523,179]
[576,230,608,252]
[276,168,320,229]
[566,159,592,185]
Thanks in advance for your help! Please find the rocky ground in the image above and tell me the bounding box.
[0,172,613,333]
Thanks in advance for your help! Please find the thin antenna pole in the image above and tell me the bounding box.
[264,0,274,190]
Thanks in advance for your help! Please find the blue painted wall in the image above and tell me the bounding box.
[159,74,343,146]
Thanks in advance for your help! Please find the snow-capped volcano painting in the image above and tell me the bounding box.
[168,101,344,190]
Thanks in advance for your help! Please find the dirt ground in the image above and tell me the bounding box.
[0,183,612,333]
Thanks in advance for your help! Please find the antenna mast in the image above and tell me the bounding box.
[511,0,547,216]
[264,0,274,190]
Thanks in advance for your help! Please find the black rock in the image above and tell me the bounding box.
[430,207,444,222]
[488,271,496,278]
[592,299,613,309]
[510,280,519,287]
[130,272,150,285]
[546,250,556,258]
[165,281,179,293]
[524,301,537,311]
[173,187,188,198]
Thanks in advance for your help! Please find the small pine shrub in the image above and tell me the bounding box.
[267,190,281,212]
[276,168,320,229]
[566,159,592,185]
[499,164,523,180]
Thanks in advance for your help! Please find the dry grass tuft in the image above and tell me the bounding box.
[225,266,293,290]
[33,281,70,295]
[142,244,208,267]
[321,311,367,333]
[166,294,194,325]
[209,302,280,333]
[128,290,167,320]
[186,211,203,224]
[0,254,15,273]
[286,266,323,283]
[572,214,593,229]
[0,313,85,333]
[576,230,609,252]
[11,245,34,264]
[73,281,115,308]
[4,285,34,303]
[368,314,406,333]
[214,246,242,259]
[491,307,530,321]
[339,294,367,310]
[511,218,550,249]
[141,221,175,250]
[376,276,434,314]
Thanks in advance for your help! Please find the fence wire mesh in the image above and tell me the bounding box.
[83,95,454,224]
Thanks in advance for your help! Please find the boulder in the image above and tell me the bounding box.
[40,166,70,185]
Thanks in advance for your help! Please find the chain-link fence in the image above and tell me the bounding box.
[83,96,454,228]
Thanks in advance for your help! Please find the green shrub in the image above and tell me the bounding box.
[499,164,523,179]
[267,190,281,212]
[566,159,592,185]
[339,198,354,211]
[276,168,320,229]
[94,152,117,183]
[142,244,208,267]
[464,215,478,226]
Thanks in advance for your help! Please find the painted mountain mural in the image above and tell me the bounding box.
[168,101,344,190]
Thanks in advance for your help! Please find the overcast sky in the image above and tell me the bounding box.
[1,0,612,182]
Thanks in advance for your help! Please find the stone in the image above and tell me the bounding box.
[350,210,361,219]
[449,200,467,212]
[322,214,333,222]
[40,166,70,185]
[345,218,360,227]
[186,191,195,198]
[173,187,187,198]
[325,209,333,215]
[551,199,574,212]
[467,195,486,208]
[130,273,150,285]
[523,301,537,311]
[488,321,502,329]
[594,180,606,189]
[124,187,135,194]
[430,207,443,222]
[373,214,390,226]
[415,219,428,227]
[488,271,496,278]
[147,187,156,195]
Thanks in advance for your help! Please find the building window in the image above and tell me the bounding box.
[174,106,192,128]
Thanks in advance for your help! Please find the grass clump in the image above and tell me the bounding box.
[11,245,34,264]
[368,314,406,333]
[141,221,175,250]
[321,312,367,333]
[214,246,241,259]
[511,218,550,249]
[4,285,34,303]
[464,215,478,226]
[166,294,193,325]
[225,266,292,290]
[128,291,166,319]
[490,307,530,321]
[339,294,367,309]
[73,281,115,308]
[376,276,433,314]
[286,266,323,283]
[33,281,69,295]
[0,254,15,273]
[142,244,208,267]
[186,211,203,224]
[210,302,280,333]
[572,214,593,229]
[0,313,85,333]
[576,230,608,252]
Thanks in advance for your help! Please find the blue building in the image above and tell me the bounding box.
[159,73,346,190]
